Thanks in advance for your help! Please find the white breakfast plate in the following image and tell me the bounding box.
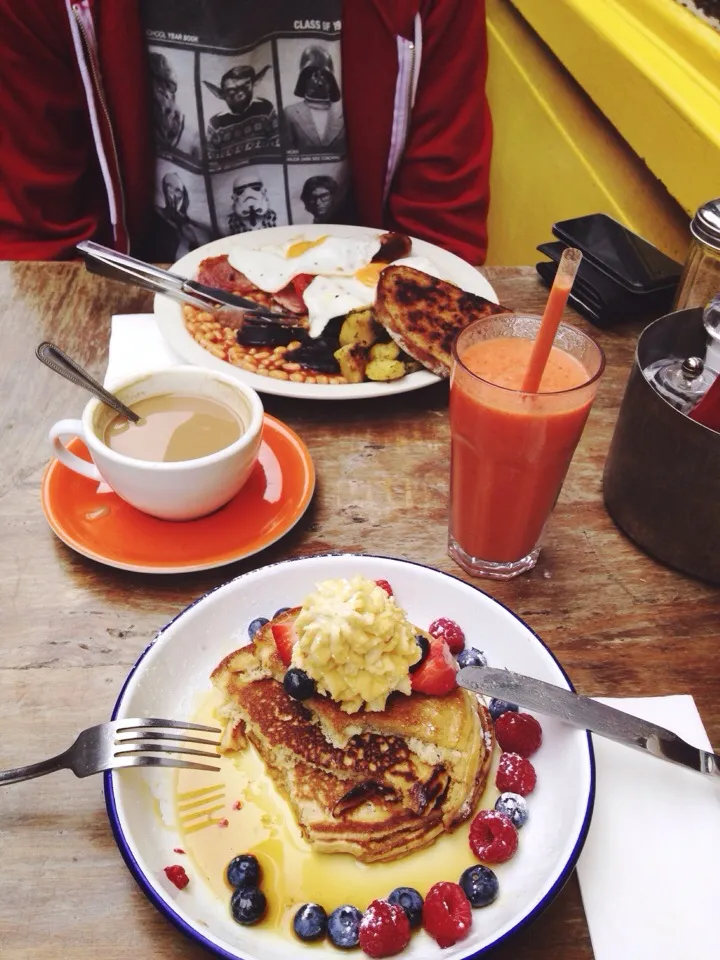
[153,225,498,400]
[105,554,594,960]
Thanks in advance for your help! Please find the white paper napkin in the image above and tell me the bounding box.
[577,695,719,960]
[104,314,183,389]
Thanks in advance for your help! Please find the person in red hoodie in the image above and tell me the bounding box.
[0,1,492,265]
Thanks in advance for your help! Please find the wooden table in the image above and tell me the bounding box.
[0,262,717,959]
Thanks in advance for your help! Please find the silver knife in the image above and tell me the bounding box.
[458,665,720,781]
[77,240,296,324]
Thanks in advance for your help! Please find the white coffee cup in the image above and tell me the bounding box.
[49,366,264,521]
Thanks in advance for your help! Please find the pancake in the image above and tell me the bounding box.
[211,609,494,863]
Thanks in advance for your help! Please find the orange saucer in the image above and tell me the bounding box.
[41,415,314,573]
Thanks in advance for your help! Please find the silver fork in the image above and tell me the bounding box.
[0,718,222,785]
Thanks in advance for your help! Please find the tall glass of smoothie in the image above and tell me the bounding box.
[449,314,605,579]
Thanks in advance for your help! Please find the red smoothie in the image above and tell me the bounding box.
[450,335,595,564]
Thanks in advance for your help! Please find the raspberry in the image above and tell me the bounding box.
[428,617,465,654]
[468,810,518,864]
[496,752,537,795]
[358,899,411,958]
[375,579,393,596]
[423,882,472,949]
[495,711,543,757]
[164,864,189,889]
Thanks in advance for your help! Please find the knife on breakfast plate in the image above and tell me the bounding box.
[457,666,720,781]
[77,240,296,324]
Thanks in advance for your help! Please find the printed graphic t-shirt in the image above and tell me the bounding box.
[141,0,347,262]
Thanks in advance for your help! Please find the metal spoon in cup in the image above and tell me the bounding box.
[35,342,140,423]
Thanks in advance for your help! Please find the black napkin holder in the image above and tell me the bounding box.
[536,235,680,328]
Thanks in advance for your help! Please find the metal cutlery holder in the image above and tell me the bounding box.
[603,307,720,583]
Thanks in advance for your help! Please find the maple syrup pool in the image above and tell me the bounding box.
[173,690,499,938]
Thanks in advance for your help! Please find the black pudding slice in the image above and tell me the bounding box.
[284,337,341,374]
[317,315,346,340]
[237,320,308,348]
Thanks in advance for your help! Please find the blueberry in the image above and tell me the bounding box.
[488,698,519,721]
[273,606,290,618]
[293,903,328,941]
[387,886,423,928]
[409,635,430,673]
[327,904,362,948]
[456,647,488,670]
[459,864,499,908]
[226,854,260,889]
[247,617,269,640]
[230,885,267,925]
[495,792,529,828]
[283,667,317,701]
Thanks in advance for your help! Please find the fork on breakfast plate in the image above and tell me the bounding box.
[0,718,222,785]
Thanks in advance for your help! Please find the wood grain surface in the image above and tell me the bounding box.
[0,262,717,959]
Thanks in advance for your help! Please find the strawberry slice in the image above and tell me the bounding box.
[164,865,190,889]
[375,579,393,597]
[410,637,458,695]
[270,622,298,667]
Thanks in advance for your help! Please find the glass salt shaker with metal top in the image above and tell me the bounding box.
[674,198,720,311]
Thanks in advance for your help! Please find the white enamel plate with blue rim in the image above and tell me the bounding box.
[153,224,498,400]
[105,554,594,960]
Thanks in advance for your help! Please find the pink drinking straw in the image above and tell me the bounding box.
[521,247,583,393]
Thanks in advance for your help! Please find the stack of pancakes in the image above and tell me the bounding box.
[211,612,494,863]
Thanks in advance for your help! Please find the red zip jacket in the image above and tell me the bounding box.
[0,0,491,264]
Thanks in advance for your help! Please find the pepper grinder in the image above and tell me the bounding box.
[674,197,720,311]
[643,355,714,413]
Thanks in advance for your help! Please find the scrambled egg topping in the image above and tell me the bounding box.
[291,576,421,713]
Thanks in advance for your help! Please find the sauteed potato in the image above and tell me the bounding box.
[338,308,380,348]
[365,358,406,382]
[334,343,369,383]
[369,342,400,362]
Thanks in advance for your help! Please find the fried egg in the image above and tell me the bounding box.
[390,255,446,280]
[302,276,374,337]
[228,235,450,338]
[228,236,382,293]
[302,256,447,338]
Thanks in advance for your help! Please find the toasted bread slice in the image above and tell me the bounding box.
[375,266,511,378]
